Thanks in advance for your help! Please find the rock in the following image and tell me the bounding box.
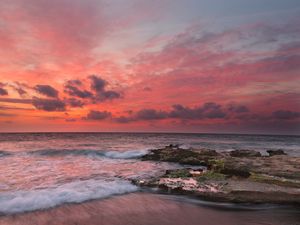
[220,167,251,178]
[195,149,219,156]
[142,146,220,166]
[229,150,261,157]
[139,146,300,205]
[179,157,206,166]
[165,168,192,178]
[267,150,287,156]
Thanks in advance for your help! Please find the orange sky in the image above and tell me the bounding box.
[0,0,300,134]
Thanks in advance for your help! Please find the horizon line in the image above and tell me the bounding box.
[0,131,299,137]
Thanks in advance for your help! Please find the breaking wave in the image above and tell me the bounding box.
[0,151,11,157]
[0,179,138,214]
[29,149,148,159]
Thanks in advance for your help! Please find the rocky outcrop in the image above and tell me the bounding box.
[267,150,287,156]
[137,145,300,205]
[141,146,219,166]
[229,150,261,157]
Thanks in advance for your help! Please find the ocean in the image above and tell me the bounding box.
[0,133,299,224]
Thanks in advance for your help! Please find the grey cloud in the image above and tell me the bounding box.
[84,110,111,120]
[0,87,8,96]
[34,85,59,98]
[272,110,300,120]
[66,98,85,108]
[64,82,93,99]
[32,98,66,112]
[227,104,249,113]
[135,109,168,120]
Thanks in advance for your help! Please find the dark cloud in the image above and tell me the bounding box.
[0,98,32,104]
[135,109,168,120]
[32,98,66,112]
[0,83,8,96]
[272,110,300,120]
[169,102,227,120]
[0,105,33,111]
[64,82,93,99]
[15,87,27,96]
[34,85,59,98]
[89,75,121,102]
[84,110,111,120]
[227,104,249,113]
[89,75,106,93]
[115,102,228,123]
[99,90,121,100]
[67,79,82,86]
[114,116,133,123]
[9,82,29,97]
[66,98,85,108]
[0,87,8,96]
[64,75,121,102]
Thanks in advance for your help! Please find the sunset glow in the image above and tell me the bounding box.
[0,0,299,134]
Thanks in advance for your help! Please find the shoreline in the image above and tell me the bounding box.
[1,192,299,225]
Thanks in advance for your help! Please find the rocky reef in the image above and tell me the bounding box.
[131,145,300,205]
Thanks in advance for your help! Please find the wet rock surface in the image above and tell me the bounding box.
[136,146,300,205]
[267,149,287,156]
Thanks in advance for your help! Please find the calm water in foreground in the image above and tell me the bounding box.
[0,133,299,224]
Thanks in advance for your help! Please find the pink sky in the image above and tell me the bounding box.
[0,0,299,134]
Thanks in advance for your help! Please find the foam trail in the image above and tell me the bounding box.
[103,150,148,159]
[0,151,10,157]
[0,179,138,214]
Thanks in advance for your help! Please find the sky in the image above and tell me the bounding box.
[0,0,299,134]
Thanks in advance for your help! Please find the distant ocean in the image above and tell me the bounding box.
[0,133,299,223]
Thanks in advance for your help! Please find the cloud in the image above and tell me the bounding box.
[115,102,228,123]
[8,82,30,97]
[34,85,59,98]
[83,110,111,120]
[64,75,121,102]
[129,19,300,108]
[14,87,27,96]
[66,98,85,108]
[89,75,121,102]
[89,75,106,93]
[0,87,8,96]
[135,109,168,120]
[67,98,85,108]
[32,97,66,111]
[64,81,93,99]
[0,98,32,104]
[169,102,227,120]
[227,104,249,113]
[272,110,300,120]
[98,90,121,101]
[0,83,8,96]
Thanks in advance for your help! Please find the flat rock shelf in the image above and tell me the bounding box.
[130,145,300,205]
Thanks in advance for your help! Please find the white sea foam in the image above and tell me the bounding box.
[103,150,148,159]
[0,179,138,214]
[30,149,148,159]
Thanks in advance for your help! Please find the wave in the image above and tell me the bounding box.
[102,150,148,159]
[0,179,138,214]
[0,151,11,157]
[29,149,148,159]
